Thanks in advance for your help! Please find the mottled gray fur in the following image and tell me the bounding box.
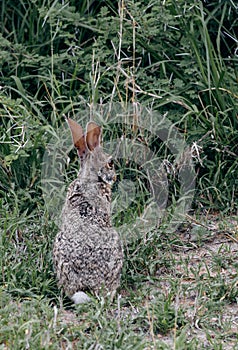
[53,120,123,302]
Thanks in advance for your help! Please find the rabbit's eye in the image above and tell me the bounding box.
[73,182,81,192]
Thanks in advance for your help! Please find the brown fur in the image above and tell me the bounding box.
[53,119,123,301]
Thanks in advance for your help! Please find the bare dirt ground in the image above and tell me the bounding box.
[157,217,238,349]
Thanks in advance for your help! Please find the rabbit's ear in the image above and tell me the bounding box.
[67,118,88,161]
[86,122,101,151]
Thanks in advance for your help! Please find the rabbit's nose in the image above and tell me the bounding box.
[108,172,117,184]
[98,169,116,185]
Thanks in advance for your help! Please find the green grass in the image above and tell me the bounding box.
[0,212,238,349]
[0,0,238,349]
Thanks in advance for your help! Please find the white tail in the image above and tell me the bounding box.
[71,291,91,304]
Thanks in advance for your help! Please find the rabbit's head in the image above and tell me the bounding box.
[67,118,116,185]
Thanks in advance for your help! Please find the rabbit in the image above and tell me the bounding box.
[53,118,123,304]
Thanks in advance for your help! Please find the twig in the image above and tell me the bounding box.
[185,214,238,244]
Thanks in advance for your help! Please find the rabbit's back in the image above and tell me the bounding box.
[53,177,123,298]
[53,221,123,297]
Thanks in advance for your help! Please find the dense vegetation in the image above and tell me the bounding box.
[1,0,237,212]
[0,1,237,348]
